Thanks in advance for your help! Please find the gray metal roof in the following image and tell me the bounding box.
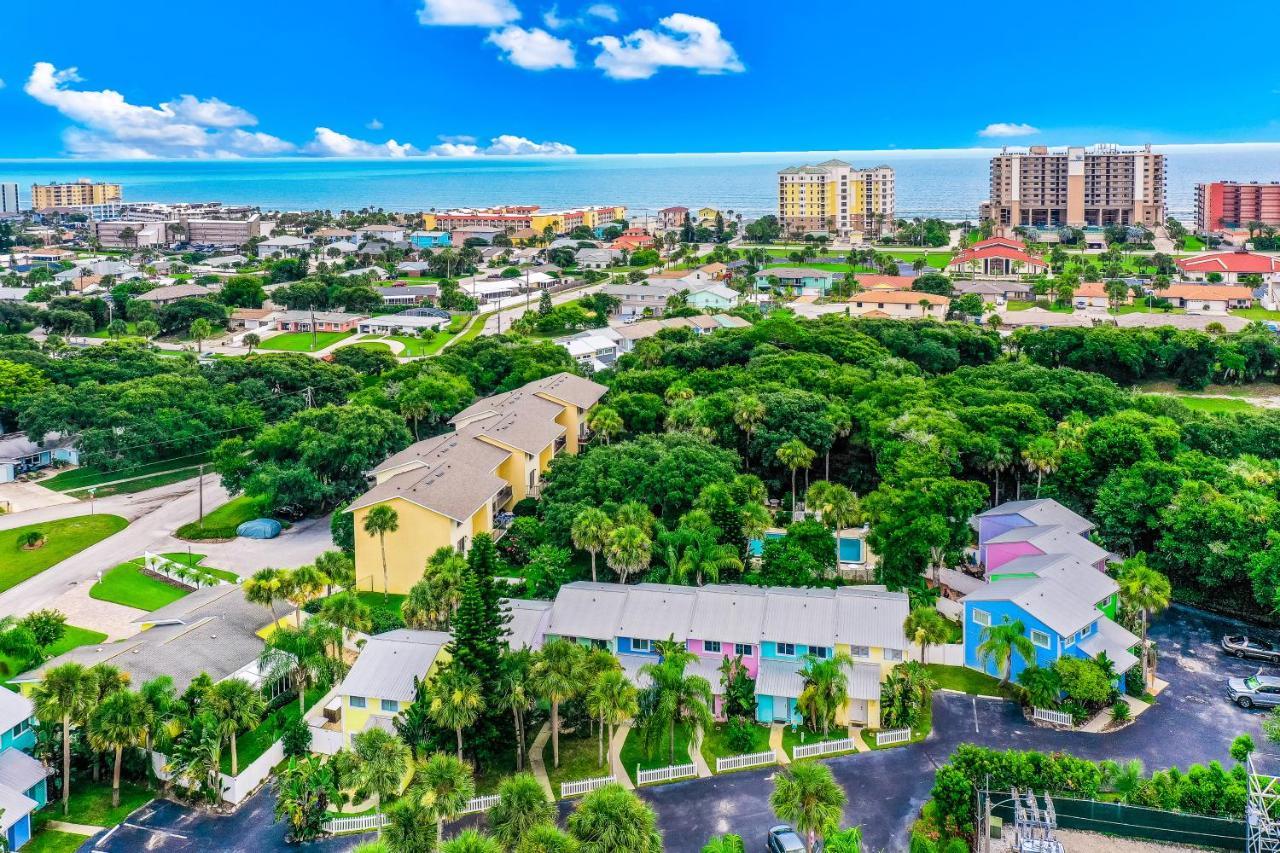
[833,587,909,650]
[0,785,35,832]
[348,459,506,522]
[545,582,632,640]
[0,749,46,796]
[846,662,883,701]
[756,659,805,699]
[963,576,1099,637]
[686,584,767,645]
[505,599,552,650]
[613,584,699,641]
[975,499,1093,535]
[759,588,837,648]
[338,630,450,703]
[994,554,1117,606]
[1077,619,1140,674]
[985,524,1108,565]
[133,283,212,302]
[0,689,32,732]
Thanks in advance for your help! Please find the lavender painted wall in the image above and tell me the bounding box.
[977,514,1034,564]
[984,540,1044,571]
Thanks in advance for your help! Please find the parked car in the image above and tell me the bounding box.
[767,825,818,853]
[1222,635,1280,663]
[1228,674,1280,709]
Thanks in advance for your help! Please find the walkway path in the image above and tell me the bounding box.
[768,724,790,765]
[529,722,554,799]
[608,722,634,790]
[45,819,102,835]
[689,726,712,778]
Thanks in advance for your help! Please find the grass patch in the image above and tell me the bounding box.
[175,495,267,540]
[1135,379,1278,398]
[861,697,934,751]
[221,684,327,774]
[34,779,153,830]
[1004,299,1073,314]
[0,624,107,680]
[1174,396,1256,413]
[452,312,492,347]
[66,467,201,498]
[355,591,407,618]
[91,560,190,610]
[544,730,610,797]
[780,725,854,759]
[700,721,771,772]
[0,515,128,594]
[1110,304,1186,315]
[1181,235,1206,251]
[619,722,693,783]
[23,829,92,853]
[923,664,1016,698]
[258,330,354,352]
[1232,307,1280,321]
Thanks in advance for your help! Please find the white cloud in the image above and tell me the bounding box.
[484,134,575,155]
[979,122,1040,138]
[487,26,576,70]
[585,3,618,22]
[366,118,383,130]
[418,0,518,26]
[590,13,742,80]
[305,128,417,158]
[542,5,566,28]
[24,61,293,158]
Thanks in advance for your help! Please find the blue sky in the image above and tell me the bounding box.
[2,0,1278,159]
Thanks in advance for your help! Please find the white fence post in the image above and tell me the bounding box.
[635,762,697,786]
[1033,707,1074,728]
[792,736,858,759]
[715,750,777,773]
[460,793,502,815]
[560,775,615,798]
[323,814,389,835]
[875,728,912,747]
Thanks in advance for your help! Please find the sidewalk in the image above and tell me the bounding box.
[528,722,554,799]
[769,724,790,765]
[608,722,635,790]
[690,725,713,778]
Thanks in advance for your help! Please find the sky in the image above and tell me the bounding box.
[2,0,1279,160]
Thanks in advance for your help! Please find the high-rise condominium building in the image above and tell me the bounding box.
[1195,182,1280,234]
[777,160,895,239]
[981,145,1165,229]
[31,179,123,210]
[0,183,19,215]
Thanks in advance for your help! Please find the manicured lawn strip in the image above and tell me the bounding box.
[923,664,1016,699]
[1181,235,1206,251]
[861,697,933,750]
[33,779,153,831]
[23,829,91,853]
[175,495,267,540]
[619,722,693,783]
[0,515,129,594]
[1004,300,1074,314]
[90,560,189,610]
[780,725,853,759]
[1135,379,1277,398]
[66,466,202,498]
[1232,307,1280,321]
[1110,304,1186,315]
[1173,396,1256,413]
[544,731,610,797]
[220,685,327,774]
[700,721,771,771]
[347,341,394,353]
[355,591,407,619]
[258,331,354,352]
[452,312,493,347]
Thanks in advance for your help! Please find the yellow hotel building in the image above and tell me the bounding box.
[777,160,894,240]
[31,179,123,209]
[348,372,607,595]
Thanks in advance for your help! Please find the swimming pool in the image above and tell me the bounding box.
[747,532,865,563]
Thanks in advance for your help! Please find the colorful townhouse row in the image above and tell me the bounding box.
[959,499,1140,684]
[347,372,609,596]
[0,690,47,850]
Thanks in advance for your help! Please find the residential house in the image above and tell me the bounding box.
[357,224,405,243]
[1175,251,1280,284]
[752,267,835,295]
[576,247,623,269]
[697,207,722,226]
[340,266,390,280]
[952,280,1033,302]
[657,206,689,230]
[409,230,451,249]
[947,238,1047,277]
[0,432,78,483]
[600,282,682,319]
[229,307,279,331]
[0,690,45,851]
[313,228,356,244]
[982,524,1110,573]
[611,228,655,251]
[377,284,439,307]
[685,283,740,311]
[324,240,359,256]
[1072,281,1128,309]
[347,373,607,594]
[356,314,448,336]
[847,290,950,319]
[395,262,434,277]
[256,235,313,259]
[560,333,621,370]
[1159,284,1255,313]
[334,630,451,749]
[853,275,915,292]
[132,283,213,306]
[204,254,248,269]
[451,226,504,246]
[273,310,366,333]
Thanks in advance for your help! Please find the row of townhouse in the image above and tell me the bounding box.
[347,373,608,595]
[958,499,1140,685]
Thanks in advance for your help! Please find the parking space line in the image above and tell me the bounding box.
[973,698,980,733]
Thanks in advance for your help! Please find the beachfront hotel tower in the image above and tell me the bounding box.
[777,160,895,240]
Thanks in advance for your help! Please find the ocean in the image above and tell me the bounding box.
[3,145,1279,221]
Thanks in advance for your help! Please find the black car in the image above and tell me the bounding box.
[767,825,818,853]
[1222,635,1280,663]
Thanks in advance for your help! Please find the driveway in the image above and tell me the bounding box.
[86,605,1268,852]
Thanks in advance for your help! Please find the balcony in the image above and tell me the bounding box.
[554,435,567,453]
[494,484,513,510]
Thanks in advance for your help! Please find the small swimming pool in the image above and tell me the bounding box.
[747,532,865,563]
[747,531,785,557]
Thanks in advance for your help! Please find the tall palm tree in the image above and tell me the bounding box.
[89,689,147,807]
[416,751,475,845]
[282,564,330,628]
[383,798,435,853]
[1021,436,1060,499]
[87,664,129,783]
[138,676,178,790]
[260,622,345,714]
[1117,556,1172,688]
[497,651,534,771]
[732,395,765,464]
[566,783,663,853]
[805,481,861,570]
[776,439,815,511]
[769,763,847,853]
[822,405,852,482]
[672,533,742,587]
[796,653,854,736]
[354,727,412,837]
[976,621,1036,687]
[586,406,623,445]
[489,772,557,850]
[363,504,400,600]
[529,639,584,768]
[571,509,613,583]
[427,666,484,761]
[585,669,638,770]
[702,836,746,853]
[320,591,372,648]
[243,568,286,625]
[903,607,951,665]
[639,642,713,765]
[605,525,651,585]
[205,678,267,777]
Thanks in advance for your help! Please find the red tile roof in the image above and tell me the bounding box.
[854,275,915,290]
[1176,252,1280,274]
[948,245,1046,268]
[1161,284,1255,301]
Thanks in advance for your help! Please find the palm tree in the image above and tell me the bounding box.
[320,590,372,648]
[796,653,853,736]
[776,439,816,511]
[805,481,860,570]
[567,783,663,853]
[605,525,651,585]
[260,622,345,714]
[571,508,613,583]
[823,405,852,481]
[427,666,484,760]
[903,607,951,665]
[496,652,534,771]
[89,689,147,807]
[732,395,765,464]
[517,825,581,853]
[976,621,1036,687]
[33,662,98,813]
[363,504,400,599]
[585,669,638,770]
[586,406,623,445]
[1021,436,1061,499]
[1117,556,1171,688]
[205,678,267,777]
[917,298,933,318]
[354,726,411,837]
[282,564,330,628]
[243,332,260,355]
[416,751,475,845]
[673,533,743,587]
[138,676,178,789]
[769,763,847,853]
[384,798,435,853]
[489,772,557,850]
[639,642,713,765]
[529,639,584,769]
[190,318,214,354]
[442,830,503,853]
[702,836,746,853]
[243,567,286,624]
[824,828,864,853]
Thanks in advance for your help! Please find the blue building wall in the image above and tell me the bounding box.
[616,637,660,656]
[760,641,832,661]
[1,720,35,753]
[410,233,451,248]
[755,695,801,725]
[964,600,1068,681]
[7,813,30,850]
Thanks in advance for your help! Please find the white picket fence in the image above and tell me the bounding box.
[324,814,387,835]
[142,551,228,589]
[460,793,502,815]
[793,736,858,759]
[635,762,697,786]
[1033,707,1075,727]
[715,750,776,773]
[875,728,912,747]
[561,774,615,798]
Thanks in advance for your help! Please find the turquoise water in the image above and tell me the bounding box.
[3,146,1276,219]
[747,531,786,557]
[747,532,864,562]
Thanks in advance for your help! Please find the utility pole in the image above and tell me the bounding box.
[197,464,205,524]
[309,303,317,351]
[304,386,314,408]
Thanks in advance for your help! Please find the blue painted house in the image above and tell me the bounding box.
[0,689,48,850]
[752,267,835,295]
[409,230,452,249]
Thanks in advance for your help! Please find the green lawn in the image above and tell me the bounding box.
[765,262,854,273]
[175,495,267,540]
[619,722,693,783]
[258,330,354,352]
[34,779,153,830]
[1174,396,1256,413]
[1231,307,1280,321]
[221,684,327,774]
[91,559,190,610]
[347,341,395,352]
[544,731,611,797]
[1180,235,1207,251]
[23,829,91,853]
[453,312,492,346]
[159,552,237,583]
[1111,304,1186,315]
[0,515,129,594]
[1004,299,1073,314]
[0,624,107,679]
[44,454,211,493]
[356,333,451,357]
[923,664,1016,698]
[355,591,407,619]
[65,467,202,498]
[780,725,854,760]
[861,697,933,751]
[86,322,138,340]
[700,721,771,771]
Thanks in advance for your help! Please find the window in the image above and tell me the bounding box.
[381,699,400,713]
[735,643,754,657]
[884,648,904,662]
[1063,634,1075,647]
[1030,630,1051,649]
[349,696,367,709]
[972,609,991,627]
[1079,623,1094,639]
[775,642,796,657]
[811,646,832,660]
[632,638,652,653]
[850,645,870,658]
[704,640,722,654]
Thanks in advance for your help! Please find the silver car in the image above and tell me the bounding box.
[1228,674,1280,709]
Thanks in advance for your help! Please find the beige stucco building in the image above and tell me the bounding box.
[32,179,122,209]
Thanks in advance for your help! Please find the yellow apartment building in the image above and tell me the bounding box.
[31,179,123,209]
[776,160,894,239]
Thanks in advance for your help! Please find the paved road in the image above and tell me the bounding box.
[480,281,611,337]
[83,603,1267,852]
